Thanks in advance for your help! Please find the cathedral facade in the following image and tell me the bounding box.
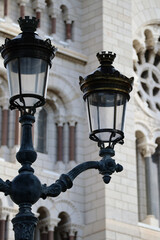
[0,0,160,239]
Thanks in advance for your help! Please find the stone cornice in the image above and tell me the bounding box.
[55,43,87,65]
[0,18,20,38]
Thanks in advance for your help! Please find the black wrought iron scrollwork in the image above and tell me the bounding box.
[41,147,123,199]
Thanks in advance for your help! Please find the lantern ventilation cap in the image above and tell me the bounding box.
[18,16,39,33]
[96,51,116,65]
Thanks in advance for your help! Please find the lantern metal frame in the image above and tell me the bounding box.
[79,51,134,148]
[0,17,133,240]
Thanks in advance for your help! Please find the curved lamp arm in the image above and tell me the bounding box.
[41,151,123,199]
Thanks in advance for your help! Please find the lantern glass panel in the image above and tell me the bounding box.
[6,57,49,107]
[86,91,127,143]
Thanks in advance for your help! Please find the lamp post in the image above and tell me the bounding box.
[0,17,133,240]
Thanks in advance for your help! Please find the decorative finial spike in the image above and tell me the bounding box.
[97,51,116,65]
[18,16,39,33]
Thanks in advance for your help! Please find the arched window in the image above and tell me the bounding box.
[34,207,50,240]
[54,212,77,240]
[136,131,160,226]
[36,108,47,153]
[134,27,160,227]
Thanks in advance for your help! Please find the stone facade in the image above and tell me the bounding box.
[0,0,160,240]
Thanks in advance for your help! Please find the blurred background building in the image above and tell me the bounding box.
[0,0,160,239]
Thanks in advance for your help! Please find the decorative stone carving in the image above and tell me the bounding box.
[133,26,160,119]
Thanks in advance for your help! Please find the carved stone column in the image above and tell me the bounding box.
[1,108,9,146]
[39,217,59,240]
[4,0,8,16]
[36,11,41,27]
[0,219,5,240]
[57,123,64,162]
[48,224,55,240]
[69,122,76,161]
[17,0,29,18]
[65,20,72,40]
[32,0,45,28]
[48,4,58,35]
[14,110,19,145]
[152,142,160,219]
[47,218,60,240]
[62,231,68,240]
[51,16,56,34]
[48,230,54,240]
[40,227,48,240]
[139,142,159,226]
[69,228,77,240]
[62,11,75,41]
[0,211,9,240]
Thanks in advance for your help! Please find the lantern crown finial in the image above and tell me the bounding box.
[97,51,116,65]
[18,16,39,33]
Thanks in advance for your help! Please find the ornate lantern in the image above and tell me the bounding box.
[80,51,133,148]
[0,16,56,114]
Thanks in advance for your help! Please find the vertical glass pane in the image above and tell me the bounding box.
[20,57,48,96]
[86,92,127,142]
[6,59,19,97]
[7,57,49,107]
[115,94,127,131]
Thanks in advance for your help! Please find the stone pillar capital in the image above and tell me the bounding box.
[69,226,77,237]
[66,19,72,24]
[68,117,77,126]
[0,212,8,220]
[57,122,64,127]
[55,116,65,126]
[32,0,45,12]
[48,5,59,18]
[17,0,29,6]
[61,231,68,239]
[0,207,10,220]
[138,142,157,157]
[38,217,60,231]
[40,226,48,234]
[2,98,9,110]
[48,217,60,230]
[63,12,75,23]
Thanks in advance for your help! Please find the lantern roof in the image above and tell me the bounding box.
[79,51,134,100]
[0,16,56,68]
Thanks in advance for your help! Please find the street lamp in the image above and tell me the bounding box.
[0,17,133,240]
[1,16,55,115]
